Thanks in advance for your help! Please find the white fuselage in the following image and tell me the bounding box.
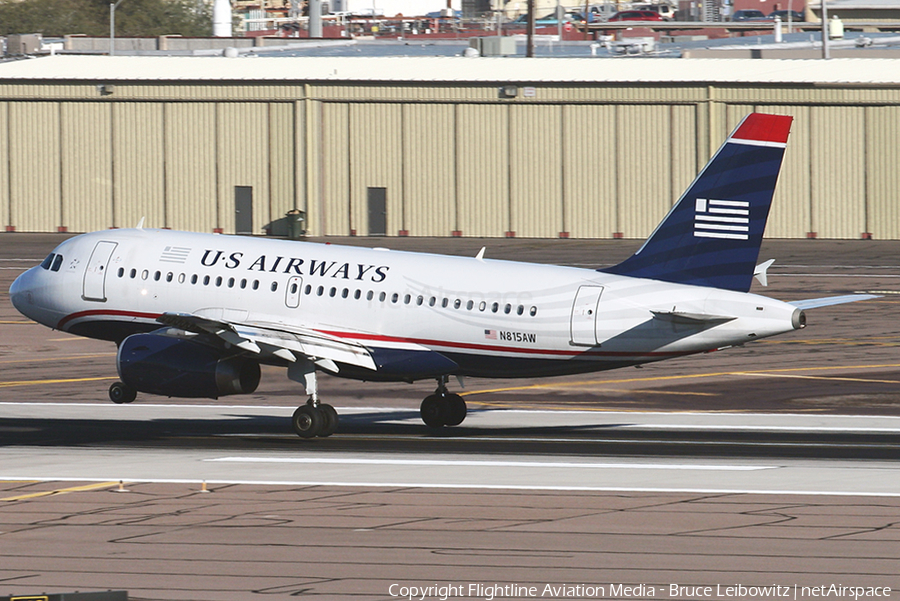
[10,228,802,380]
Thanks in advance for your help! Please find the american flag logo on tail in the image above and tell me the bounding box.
[694,198,750,240]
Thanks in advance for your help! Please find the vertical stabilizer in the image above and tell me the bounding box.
[602,113,792,293]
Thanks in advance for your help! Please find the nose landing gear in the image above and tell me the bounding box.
[108,381,137,404]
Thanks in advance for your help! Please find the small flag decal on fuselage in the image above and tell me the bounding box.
[484,329,497,339]
[694,198,750,240]
[160,246,191,263]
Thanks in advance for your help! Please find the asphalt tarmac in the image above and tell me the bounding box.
[1,234,899,601]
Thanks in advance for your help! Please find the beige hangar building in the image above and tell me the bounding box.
[0,55,897,240]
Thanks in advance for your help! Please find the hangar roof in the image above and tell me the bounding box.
[0,55,898,85]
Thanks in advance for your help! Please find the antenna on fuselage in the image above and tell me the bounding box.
[135,217,145,230]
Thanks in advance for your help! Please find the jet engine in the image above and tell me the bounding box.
[117,332,261,398]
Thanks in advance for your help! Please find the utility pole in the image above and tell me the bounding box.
[821,0,830,59]
[526,0,535,57]
[109,0,125,56]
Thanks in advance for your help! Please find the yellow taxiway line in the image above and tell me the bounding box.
[0,376,118,389]
[1,481,120,502]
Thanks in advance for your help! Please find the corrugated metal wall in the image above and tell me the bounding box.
[0,83,898,239]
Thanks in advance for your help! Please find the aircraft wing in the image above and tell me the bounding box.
[789,294,881,310]
[156,312,377,372]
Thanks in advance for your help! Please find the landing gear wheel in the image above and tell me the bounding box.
[292,405,322,439]
[109,381,136,404]
[420,394,448,428]
[318,403,339,437]
[444,393,467,427]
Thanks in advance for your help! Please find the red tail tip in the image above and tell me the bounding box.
[732,113,793,144]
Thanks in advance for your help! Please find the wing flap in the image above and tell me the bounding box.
[157,312,377,371]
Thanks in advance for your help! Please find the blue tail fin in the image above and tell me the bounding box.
[602,113,792,293]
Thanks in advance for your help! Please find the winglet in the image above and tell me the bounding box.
[601,113,793,293]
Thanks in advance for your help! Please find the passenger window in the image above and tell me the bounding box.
[379,291,387,302]
[441,298,448,308]
[290,282,298,295]
[215,276,223,287]
[354,289,361,300]
[253,280,260,290]
[367,291,374,301]
[479,301,486,312]
[130,269,137,279]
[466,300,474,310]
[178,273,186,284]
[317,286,324,296]
[142,270,149,280]
[329,287,337,297]
[504,304,512,314]
[191,274,198,284]
[530,306,538,317]
[304,284,312,295]
[154,271,161,281]
[391,293,399,303]
[240,279,247,289]
[404,294,411,304]
[51,255,63,272]
[453,299,461,309]
[517,305,524,315]
[117,267,124,278]
[429,297,436,307]
[491,302,499,313]
[342,288,349,299]
[227,277,235,288]
[204,275,211,285]
[166,272,173,282]
[417,295,424,306]
[271,282,278,292]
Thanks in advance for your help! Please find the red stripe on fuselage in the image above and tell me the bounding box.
[57,309,162,331]
[55,311,699,360]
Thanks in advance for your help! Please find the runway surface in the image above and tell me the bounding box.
[1,234,899,600]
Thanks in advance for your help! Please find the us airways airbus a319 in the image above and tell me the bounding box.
[9,113,875,438]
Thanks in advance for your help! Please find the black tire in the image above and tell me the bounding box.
[444,393,467,427]
[318,403,339,437]
[292,405,322,439]
[109,381,137,404]
[420,394,447,428]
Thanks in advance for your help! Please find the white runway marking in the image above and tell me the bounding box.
[206,456,775,471]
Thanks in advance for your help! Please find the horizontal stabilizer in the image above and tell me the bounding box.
[789,294,880,310]
[651,310,736,325]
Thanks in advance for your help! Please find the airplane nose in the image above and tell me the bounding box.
[9,268,36,316]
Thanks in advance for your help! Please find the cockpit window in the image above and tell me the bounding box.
[51,254,64,272]
[40,253,55,270]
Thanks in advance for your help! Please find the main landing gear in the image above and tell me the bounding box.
[420,376,467,429]
[289,361,338,439]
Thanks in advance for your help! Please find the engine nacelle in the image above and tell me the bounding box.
[117,333,261,399]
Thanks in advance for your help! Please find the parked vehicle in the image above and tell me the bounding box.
[608,10,664,21]
[732,9,771,21]
[633,4,676,21]
[769,9,805,21]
